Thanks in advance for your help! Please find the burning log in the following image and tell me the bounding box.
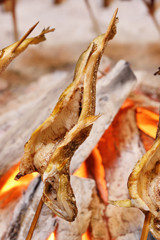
[105,107,145,239]
[89,192,110,240]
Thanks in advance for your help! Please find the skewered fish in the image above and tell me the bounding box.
[15,10,118,222]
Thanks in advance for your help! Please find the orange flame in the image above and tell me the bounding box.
[74,144,108,204]
[47,231,89,240]
[85,144,108,204]
[47,232,55,240]
[73,161,88,178]
[121,98,134,110]
[0,162,38,208]
[82,230,90,240]
[136,107,159,139]
[90,146,108,204]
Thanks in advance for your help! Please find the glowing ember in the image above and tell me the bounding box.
[0,163,38,194]
[47,232,55,240]
[136,107,159,138]
[89,145,108,204]
[75,145,108,204]
[82,230,90,240]
[73,162,88,178]
[121,98,134,110]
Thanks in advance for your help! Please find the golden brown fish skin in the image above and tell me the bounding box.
[15,43,98,178]
[16,11,118,180]
[16,10,118,221]
[128,136,160,216]
[150,216,160,240]
[42,116,98,221]
[15,86,83,178]
[0,27,54,74]
[110,135,160,239]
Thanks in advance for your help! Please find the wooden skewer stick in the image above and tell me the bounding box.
[11,0,18,41]
[12,21,39,53]
[140,212,152,240]
[103,0,111,7]
[26,197,44,240]
[84,0,101,35]
[142,0,160,35]
[54,0,65,4]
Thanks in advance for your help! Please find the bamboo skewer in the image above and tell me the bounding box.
[142,0,160,36]
[54,0,65,4]
[103,0,112,7]
[11,0,18,41]
[140,212,152,240]
[84,0,101,35]
[26,198,44,240]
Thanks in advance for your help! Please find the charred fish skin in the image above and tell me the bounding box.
[15,10,118,222]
